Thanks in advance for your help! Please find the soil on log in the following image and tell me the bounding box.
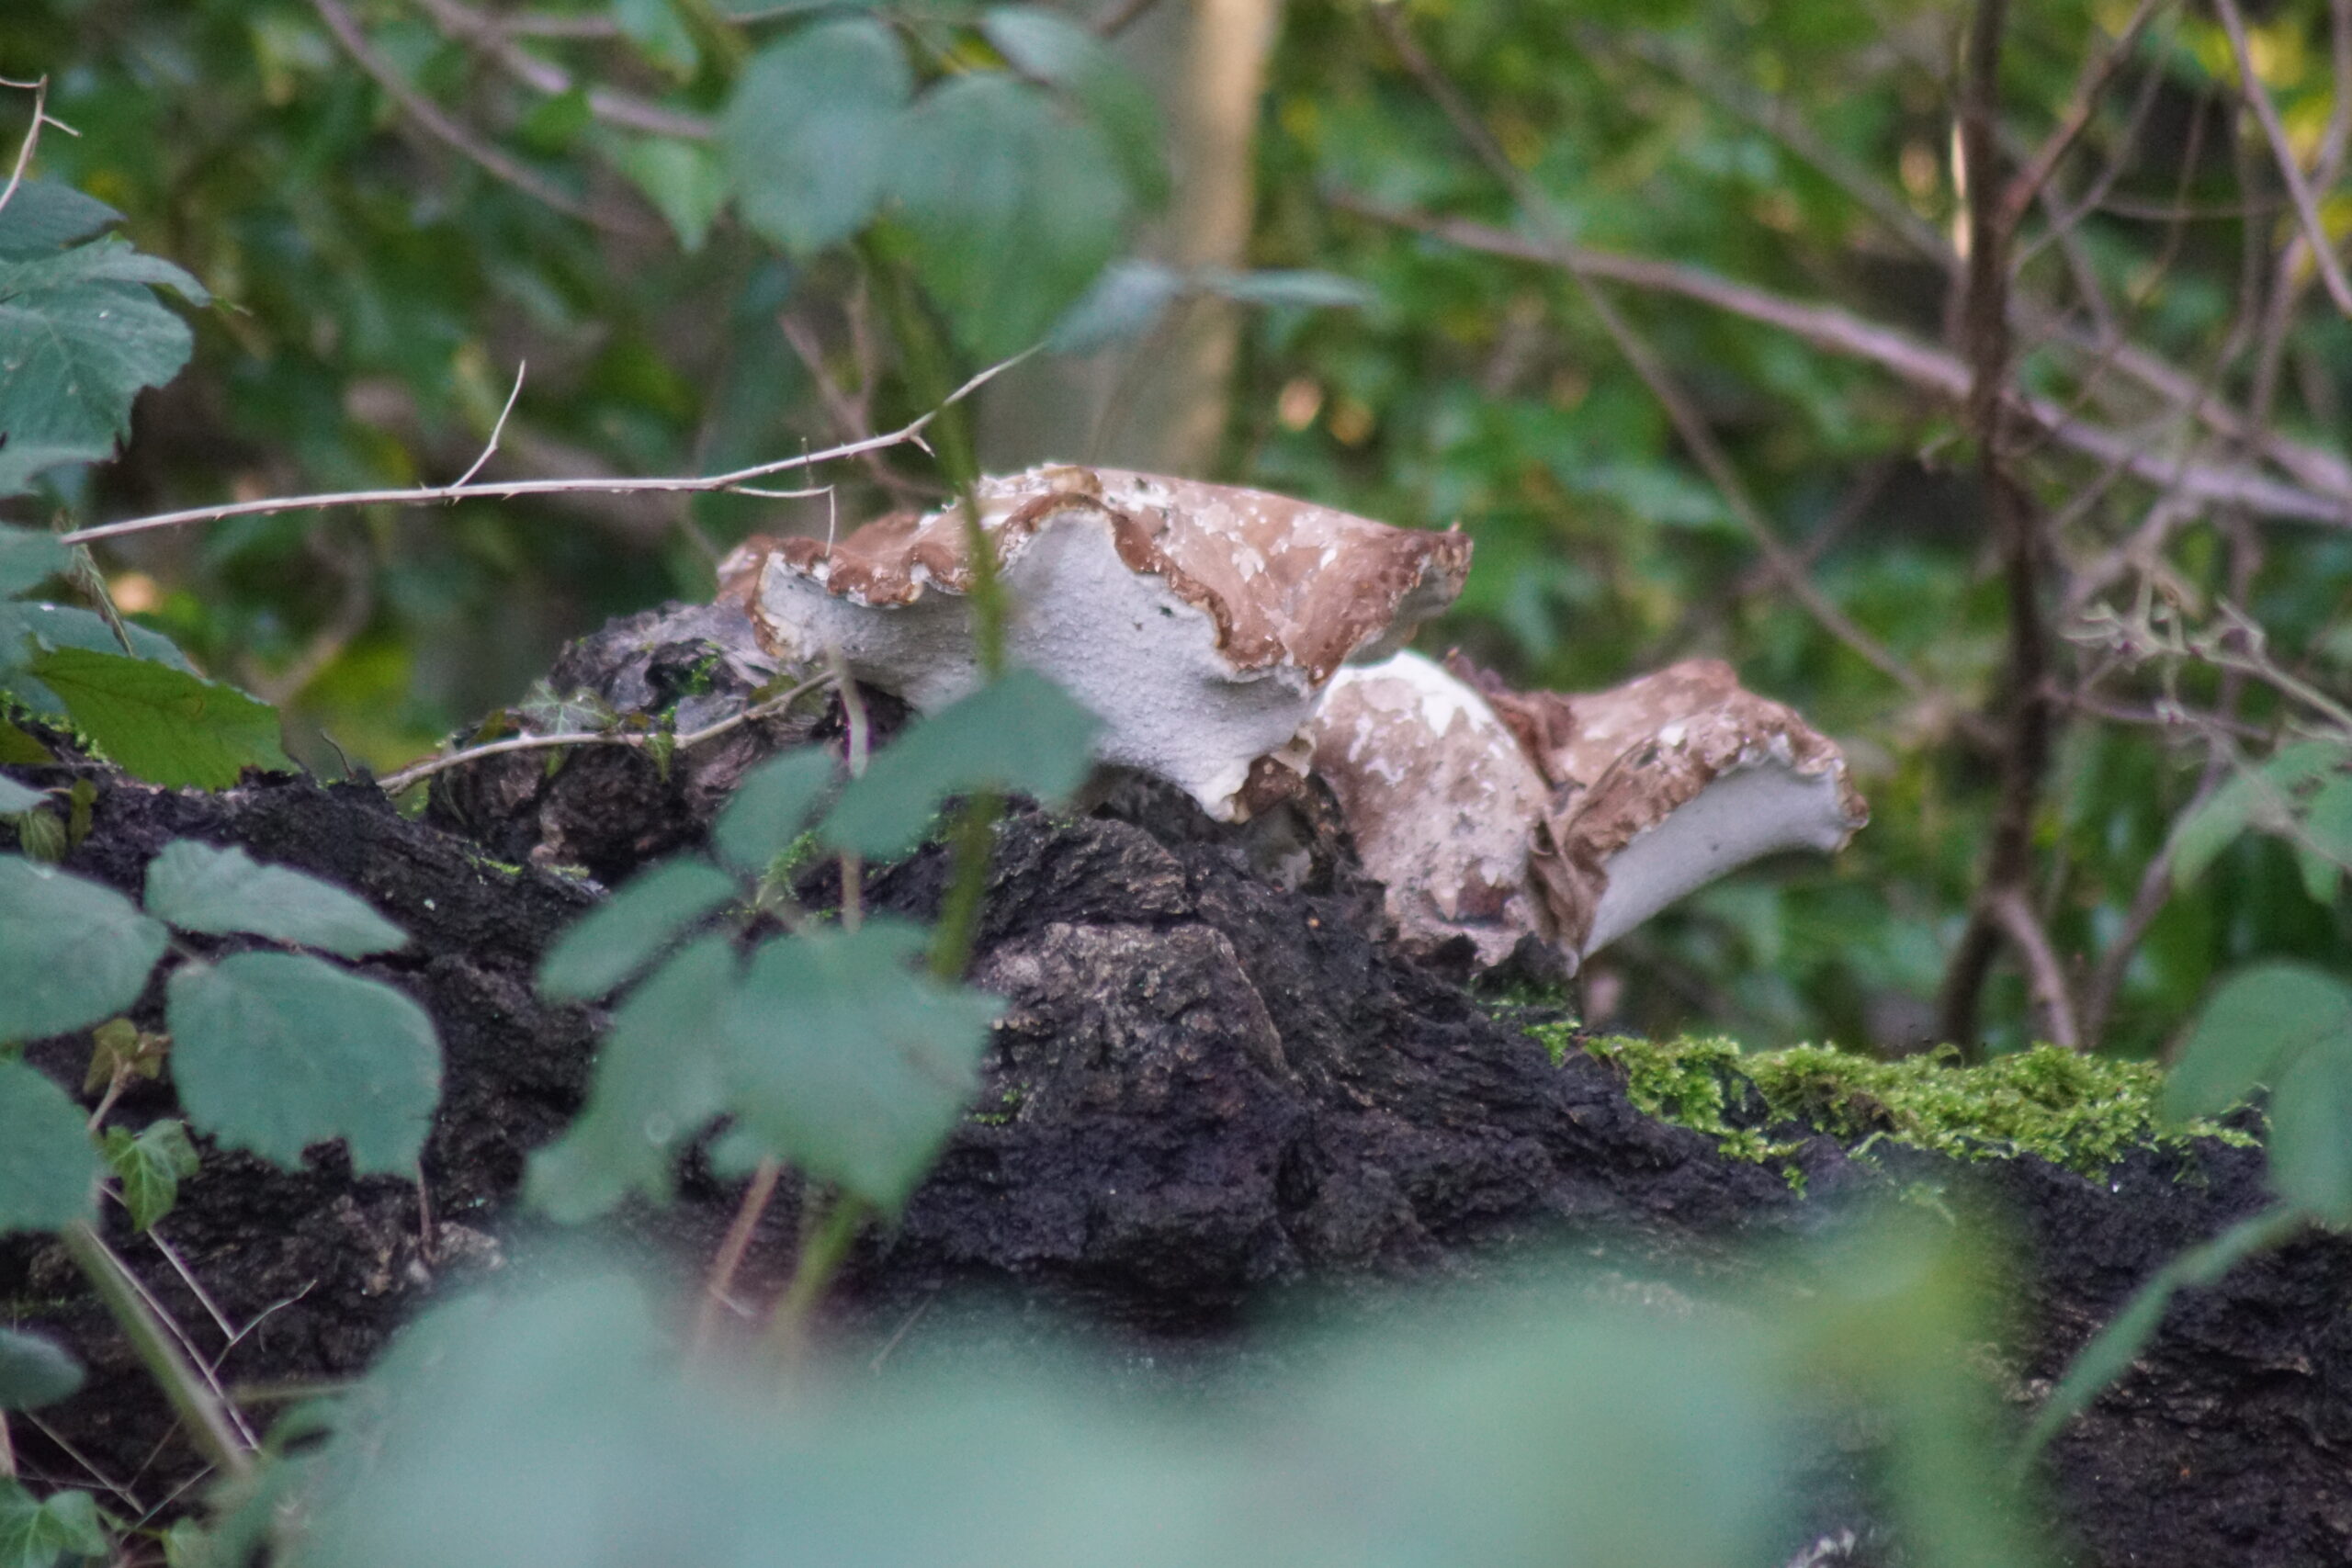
[3,604,2347,1568]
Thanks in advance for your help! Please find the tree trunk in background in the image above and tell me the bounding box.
[978,0,1282,477]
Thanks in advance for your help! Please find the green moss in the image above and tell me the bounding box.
[1528,1026,2256,1179]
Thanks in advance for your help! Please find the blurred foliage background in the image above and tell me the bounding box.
[6,0,2352,1059]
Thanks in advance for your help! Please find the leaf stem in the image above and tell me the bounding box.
[764,1193,869,1370]
[59,1222,251,1482]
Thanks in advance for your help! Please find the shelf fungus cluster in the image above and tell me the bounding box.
[721,463,1864,971]
[1307,652,1868,971]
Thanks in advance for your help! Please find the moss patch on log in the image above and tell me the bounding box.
[1525,1028,2257,1179]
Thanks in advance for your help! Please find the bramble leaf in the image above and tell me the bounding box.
[723,18,910,256]
[537,857,739,1002]
[26,646,292,790]
[144,840,408,957]
[0,525,67,597]
[820,670,1101,860]
[0,1058,99,1235]
[167,953,441,1175]
[2268,1037,2352,1223]
[981,6,1166,204]
[710,747,834,875]
[0,1327,83,1413]
[888,73,1129,359]
[0,236,209,496]
[0,181,122,256]
[0,855,167,1043]
[720,919,1001,1212]
[612,136,729,254]
[526,937,737,1222]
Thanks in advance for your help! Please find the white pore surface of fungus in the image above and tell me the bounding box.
[1307,651,1553,965]
[720,466,1471,820]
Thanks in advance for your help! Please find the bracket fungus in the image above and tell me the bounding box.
[1307,652,1867,971]
[719,465,1470,820]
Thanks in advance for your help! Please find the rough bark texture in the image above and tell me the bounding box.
[1,604,2346,1567]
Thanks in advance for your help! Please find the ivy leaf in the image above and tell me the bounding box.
[723,18,911,257]
[981,6,1167,205]
[2165,963,2352,1122]
[166,953,442,1175]
[102,1119,200,1234]
[83,1017,168,1094]
[526,937,737,1222]
[0,1482,108,1567]
[26,647,292,790]
[710,747,834,875]
[0,181,122,257]
[143,840,408,957]
[0,525,68,597]
[537,857,739,1002]
[0,1328,83,1413]
[720,919,1001,1213]
[0,1058,99,1235]
[611,136,730,254]
[819,670,1101,860]
[888,73,1130,359]
[0,856,168,1043]
[0,236,209,496]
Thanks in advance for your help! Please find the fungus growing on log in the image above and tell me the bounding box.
[719,465,1470,820]
[1308,652,1868,970]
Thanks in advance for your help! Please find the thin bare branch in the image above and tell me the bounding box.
[1991,888,2084,1049]
[378,671,833,795]
[1339,197,2352,525]
[311,0,658,236]
[62,353,1024,547]
[2213,0,2352,316]
[455,360,526,489]
[409,0,716,141]
[0,74,77,220]
[1998,0,2168,233]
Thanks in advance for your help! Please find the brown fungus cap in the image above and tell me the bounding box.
[1454,655,1869,957]
[719,465,1470,819]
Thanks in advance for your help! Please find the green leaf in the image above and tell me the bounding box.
[0,236,209,496]
[0,725,52,766]
[1048,260,1182,351]
[83,1017,166,1093]
[0,600,194,716]
[888,73,1130,359]
[0,525,68,597]
[26,647,292,790]
[0,1481,107,1568]
[722,18,910,257]
[143,840,408,957]
[0,1328,82,1413]
[2267,1037,2352,1222]
[166,953,441,1175]
[1202,267,1378,309]
[0,855,167,1043]
[526,937,736,1222]
[980,6,1167,204]
[537,857,739,1002]
[616,0,698,77]
[820,670,1102,860]
[0,775,43,814]
[720,919,1001,1212]
[711,747,834,875]
[2295,773,2352,903]
[102,1119,200,1233]
[0,1058,98,1235]
[2170,775,2256,889]
[2165,962,2352,1122]
[612,136,730,253]
[0,182,122,257]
